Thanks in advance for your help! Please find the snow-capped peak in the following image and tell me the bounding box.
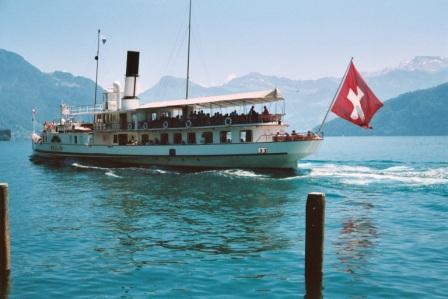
[397,56,448,72]
[366,56,448,77]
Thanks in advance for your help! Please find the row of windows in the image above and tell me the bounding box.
[112,130,253,145]
[46,135,78,144]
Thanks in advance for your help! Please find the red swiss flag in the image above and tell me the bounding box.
[331,61,383,128]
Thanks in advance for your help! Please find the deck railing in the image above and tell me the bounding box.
[63,104,104,116]
[93,114,283,131]
[256,132,322,142]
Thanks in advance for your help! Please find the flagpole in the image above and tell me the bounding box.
[317,57,353,134]
[32,109,36,134]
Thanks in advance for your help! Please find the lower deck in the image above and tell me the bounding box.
[32,138,322,169]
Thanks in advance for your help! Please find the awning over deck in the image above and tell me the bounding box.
[137,88,284,110]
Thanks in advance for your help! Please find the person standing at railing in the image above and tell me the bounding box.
[249,106,255,115]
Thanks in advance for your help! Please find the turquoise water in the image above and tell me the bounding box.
[0,137,447,298]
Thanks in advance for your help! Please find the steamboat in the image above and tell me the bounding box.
[31,2,322,169]
[31,53,321,169]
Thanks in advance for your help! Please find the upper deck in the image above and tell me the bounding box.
[59,88,287,131]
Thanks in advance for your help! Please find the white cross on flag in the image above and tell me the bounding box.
[331,61,383,128]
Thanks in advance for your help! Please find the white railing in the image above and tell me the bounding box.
[62,104,103,116]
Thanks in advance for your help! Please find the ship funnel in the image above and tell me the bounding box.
[121,51,140,110]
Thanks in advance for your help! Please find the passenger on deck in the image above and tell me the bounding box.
[249,105,255,115]
[273,132,280,142]
[262,106,269,115]
[128,136,138,145]
[291,130,298,141]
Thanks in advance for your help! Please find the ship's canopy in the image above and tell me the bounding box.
[137,88,283,110]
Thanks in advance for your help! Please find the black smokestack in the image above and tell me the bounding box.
[125,51,139,77]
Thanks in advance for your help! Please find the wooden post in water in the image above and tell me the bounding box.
[0,184,10,277]
[305,192,325,299]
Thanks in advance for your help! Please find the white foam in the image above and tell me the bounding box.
[153,169,168,174]
[218,169,266,178]
[105,171,122,178]
[297,162,315,169]
[384,165,413,172]
[72,163,123,178]
[279,175,306,181]
[306,163,448,186]
[72,162,107,171]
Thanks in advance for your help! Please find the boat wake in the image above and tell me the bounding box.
[216,169,267,178]
[71,163,122,178]
[298,162,448,186]
[69,161,446,185]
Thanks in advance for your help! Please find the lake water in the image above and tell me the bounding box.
[0,137,447,298]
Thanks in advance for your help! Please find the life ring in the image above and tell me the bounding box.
[185,120,192,128]
[127,122,133,130]
[142,122,148,129]
[225,117,232,126]
[162,120,169,129]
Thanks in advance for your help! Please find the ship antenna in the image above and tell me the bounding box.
[185,0,192,99]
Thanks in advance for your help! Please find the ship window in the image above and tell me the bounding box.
[69,135,72,143]
[120,114,127,130]
[187,132,196,144]
[173,133,182,144]
[74,135,78,144]
[240,130,253,143]
[51,135,61,143]
[113,134,118,143]
[118,134,128,145]
[202,132,213,144]
[161,133,169,145]
[220,131,231,143]
[141,134,149,144]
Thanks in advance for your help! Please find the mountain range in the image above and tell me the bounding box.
[0,49,100,139]
[1,48,448,138]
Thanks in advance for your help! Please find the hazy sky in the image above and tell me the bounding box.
[1,0,447,91]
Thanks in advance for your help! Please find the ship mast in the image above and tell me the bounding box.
[94,29,101,109]
[185,0,192,99]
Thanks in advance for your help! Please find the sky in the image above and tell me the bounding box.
[1,0,447,91]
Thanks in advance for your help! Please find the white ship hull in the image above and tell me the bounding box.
[32,139,322,169]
